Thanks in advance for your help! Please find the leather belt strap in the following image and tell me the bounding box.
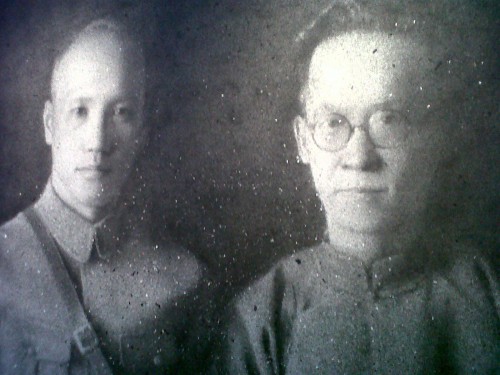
[24,207,113,375]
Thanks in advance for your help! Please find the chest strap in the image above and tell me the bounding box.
[24,206,113,375]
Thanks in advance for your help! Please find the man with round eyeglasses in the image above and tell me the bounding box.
[215,1,499,373]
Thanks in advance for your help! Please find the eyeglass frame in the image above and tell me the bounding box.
[305,109,412,152]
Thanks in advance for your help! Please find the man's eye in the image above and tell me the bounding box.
[73,106,88,118]
[371,110,403,126]
[113,106,134,120]
[326,114,348,128]
[382,113,396,123]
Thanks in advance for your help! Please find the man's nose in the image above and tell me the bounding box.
[84,112,111,153]
[340,127,382,171]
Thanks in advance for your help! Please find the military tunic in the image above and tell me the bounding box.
[0,184,211,374]
[218,242,499,374]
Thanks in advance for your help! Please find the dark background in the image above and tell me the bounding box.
[0,0,498,289]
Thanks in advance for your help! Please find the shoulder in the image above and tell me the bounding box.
[135,237,209,288]
[429,243,499,324]
[116,232,213,331]
[218,245,328,373]
[235,244,326,317]
[0,211,35,248]
[0,212,71,372]
[0,209,52,273]
[124,211,209,285]
[0,211,40,289]
[425,244,499,372]
[0,208,72,325]
[119,210,209,286]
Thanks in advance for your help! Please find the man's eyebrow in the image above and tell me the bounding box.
[62,94,141,103]
[309,100,404,116]
[109,96,143,107]
[62,96,93,104]
[114,94,142,101]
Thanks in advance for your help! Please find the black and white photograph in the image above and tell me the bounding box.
[0,1,498,374]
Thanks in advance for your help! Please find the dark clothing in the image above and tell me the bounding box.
[218,242,499,374]
[0,184,211,374]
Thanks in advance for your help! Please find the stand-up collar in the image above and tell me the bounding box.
[318,242,427,298]
[34,182,124,264]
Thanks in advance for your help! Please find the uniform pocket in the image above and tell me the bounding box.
[32,324,71,375]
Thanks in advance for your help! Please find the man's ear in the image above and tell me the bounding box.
[43,100,54,146]
[293,115,311,164]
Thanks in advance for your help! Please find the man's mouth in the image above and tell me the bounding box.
[76,166,112,177]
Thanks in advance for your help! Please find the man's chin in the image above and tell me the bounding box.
[71,188,120,212]
[79,194,117,209]
[75,179,120,201]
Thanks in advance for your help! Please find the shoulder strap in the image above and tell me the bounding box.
[24,206,113,375]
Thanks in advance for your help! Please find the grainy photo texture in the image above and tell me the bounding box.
[0,1,498,374]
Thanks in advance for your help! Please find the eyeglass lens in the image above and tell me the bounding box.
[312,110,409,151]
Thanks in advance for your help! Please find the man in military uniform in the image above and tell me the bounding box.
[216,1,499,373]
[0,18,210,374]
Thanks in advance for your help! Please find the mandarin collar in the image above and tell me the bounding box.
[34,182,124,264]
[317,242,427,298]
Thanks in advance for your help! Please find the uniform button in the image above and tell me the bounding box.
[153,355,162,366]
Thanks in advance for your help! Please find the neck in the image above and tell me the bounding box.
[326,219,421,264]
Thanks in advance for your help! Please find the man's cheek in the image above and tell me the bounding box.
[311,167,334,195]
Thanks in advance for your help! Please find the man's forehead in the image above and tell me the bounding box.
[60,30,139,71]
[309,32,427,86]
[304,31,465,113]
[314,31,419,59]
[307,34,410,101]
[51,26,145,99]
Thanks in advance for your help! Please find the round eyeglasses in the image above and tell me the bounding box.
[311,110,410,151]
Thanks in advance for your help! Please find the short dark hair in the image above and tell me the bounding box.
[292,0,498,115]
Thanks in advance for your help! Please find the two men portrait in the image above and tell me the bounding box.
[0,1,498,374]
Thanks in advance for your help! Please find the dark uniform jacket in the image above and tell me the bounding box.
[0,184,212,374]
[218,242,499,374]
